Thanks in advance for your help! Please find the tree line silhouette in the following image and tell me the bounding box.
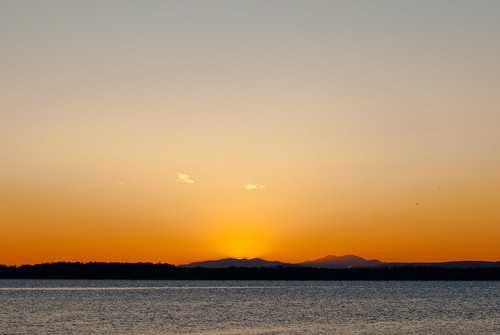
[1,262,499,280]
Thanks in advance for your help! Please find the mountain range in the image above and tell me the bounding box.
[181,254,500,269]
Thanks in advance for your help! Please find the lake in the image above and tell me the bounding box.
[1,280,498,334]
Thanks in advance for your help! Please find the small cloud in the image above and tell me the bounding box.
[244,183,266,191]
[177,173,194,184]
[244,183,257,190]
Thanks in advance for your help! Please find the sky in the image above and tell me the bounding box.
[1,1,499,266]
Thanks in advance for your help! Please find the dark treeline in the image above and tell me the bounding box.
[0,263,176,280]
[1,263,499,280]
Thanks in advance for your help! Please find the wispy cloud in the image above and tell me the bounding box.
[177,173,194,184]
[244,183,266,191]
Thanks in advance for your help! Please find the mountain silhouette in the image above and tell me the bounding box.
[180,255,500,269]
[182,255,383,268]
[300,254,383,268]
[180,258,289,268]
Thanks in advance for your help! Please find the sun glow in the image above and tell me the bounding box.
[212,227,270,259]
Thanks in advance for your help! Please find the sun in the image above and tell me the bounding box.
[212,227,270,259]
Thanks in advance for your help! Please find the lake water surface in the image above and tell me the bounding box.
[1,280,498,334]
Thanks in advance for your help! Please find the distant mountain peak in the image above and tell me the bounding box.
[300,254,383,268]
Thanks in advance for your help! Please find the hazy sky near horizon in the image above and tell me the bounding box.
[1,1,500,265]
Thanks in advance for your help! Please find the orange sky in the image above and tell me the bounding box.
[1,1,499,265]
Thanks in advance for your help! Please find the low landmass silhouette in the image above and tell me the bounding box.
[1,254,499,280]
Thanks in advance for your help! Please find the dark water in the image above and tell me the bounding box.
[1,280,498,334]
